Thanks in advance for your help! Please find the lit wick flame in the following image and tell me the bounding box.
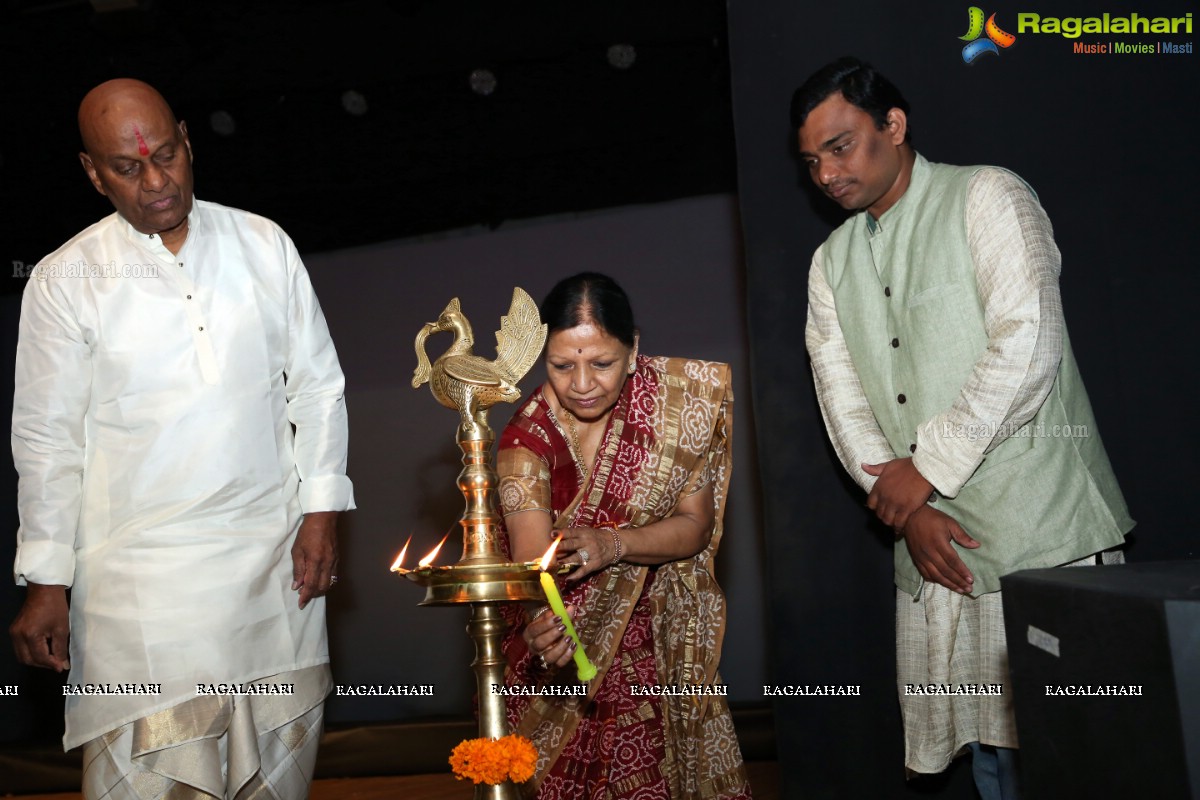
[538,535,563,571]
[389,534,413,573]
[418,531,451,568]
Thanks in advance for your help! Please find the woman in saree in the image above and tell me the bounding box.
[497,272,752,799]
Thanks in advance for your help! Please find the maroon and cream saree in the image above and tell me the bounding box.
[497,355,751,800]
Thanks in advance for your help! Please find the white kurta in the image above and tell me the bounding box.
[12,199,355,749]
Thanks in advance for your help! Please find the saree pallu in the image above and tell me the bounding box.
[497,356,751,800]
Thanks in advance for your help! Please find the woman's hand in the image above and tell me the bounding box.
[522,605,579,669]
[557,527,618,582]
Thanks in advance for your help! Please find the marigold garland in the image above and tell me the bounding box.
[449,734,538,785]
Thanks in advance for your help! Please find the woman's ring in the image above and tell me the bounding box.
[578,549,590,566]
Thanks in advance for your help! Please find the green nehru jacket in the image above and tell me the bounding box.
[819,154,1133,596]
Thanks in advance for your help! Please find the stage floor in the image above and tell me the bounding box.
[18,761,780,799]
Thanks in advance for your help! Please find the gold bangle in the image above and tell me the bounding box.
[610,529,623,564]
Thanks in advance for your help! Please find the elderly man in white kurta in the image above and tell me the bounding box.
[10,79,353,800]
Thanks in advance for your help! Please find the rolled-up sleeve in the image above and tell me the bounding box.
[12,275,90,586]
[283,238,355,514]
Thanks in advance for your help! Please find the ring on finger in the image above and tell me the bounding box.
[578,548,590,566]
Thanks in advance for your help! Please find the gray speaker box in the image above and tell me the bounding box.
[1001,560,1200,800]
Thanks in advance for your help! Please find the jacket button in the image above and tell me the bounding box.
[891,337,900,348]
[897,394,907,404]
[909,444,917,453]
[884,286,892,297]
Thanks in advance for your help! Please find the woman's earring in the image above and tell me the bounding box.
[628,362,636,374]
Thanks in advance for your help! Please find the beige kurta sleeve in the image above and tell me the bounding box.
[805,245,897,493]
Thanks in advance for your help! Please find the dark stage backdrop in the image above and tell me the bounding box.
[728,2,1197,798]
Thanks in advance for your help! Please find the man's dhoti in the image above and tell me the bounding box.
[896,550,1124,775]
[81,666,329,800]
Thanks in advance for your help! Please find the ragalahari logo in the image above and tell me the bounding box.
[960,7,1017,63]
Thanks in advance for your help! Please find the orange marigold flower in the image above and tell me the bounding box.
[449,735,539,785]
[503,735,538,783]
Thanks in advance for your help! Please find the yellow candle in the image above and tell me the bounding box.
[538,538,597,682]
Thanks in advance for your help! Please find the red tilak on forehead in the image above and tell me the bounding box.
[133,125,149,156]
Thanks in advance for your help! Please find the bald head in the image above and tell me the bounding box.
[77,79,194,251]
[79,79,177,155]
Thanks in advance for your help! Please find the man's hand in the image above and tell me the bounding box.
[863,457,935,530]
[291,511,339,610]
[898,505,979,594]
[10,583,71,671]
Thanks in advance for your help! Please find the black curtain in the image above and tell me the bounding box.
[728,2,1199,797]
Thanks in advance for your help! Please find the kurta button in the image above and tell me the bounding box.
[897,393,906,404]
[891,337,900,348]
[884,286,892,297]
[909,444,917,453]
[186,294,192,299]
[198,326,204,331]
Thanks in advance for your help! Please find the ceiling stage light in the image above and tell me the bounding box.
[469,69,497,96]
[341,90,369,116]
[607,44,636,69]
[209,110,236,136]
